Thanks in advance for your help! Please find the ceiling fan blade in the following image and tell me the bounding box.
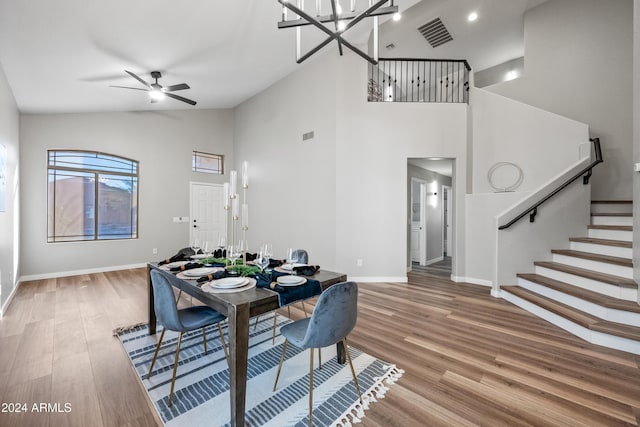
[109,85,149,91]
[163,83,190,92]
[165,92,197,106]
[125,70,151,88]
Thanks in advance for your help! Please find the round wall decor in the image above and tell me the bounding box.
[487,162,524,192]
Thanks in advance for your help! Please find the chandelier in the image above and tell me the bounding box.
[277,0,399,65]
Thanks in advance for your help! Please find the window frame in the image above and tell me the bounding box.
[47,149,140,243]
[192,150,224,175]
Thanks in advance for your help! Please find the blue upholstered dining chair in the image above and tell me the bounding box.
[148,269,230,406]
[273,281,362,427]
[292,249,309,264]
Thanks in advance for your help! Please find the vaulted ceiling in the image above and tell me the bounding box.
[0,0,548,114]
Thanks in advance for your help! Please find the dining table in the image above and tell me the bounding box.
[146,262,347,427]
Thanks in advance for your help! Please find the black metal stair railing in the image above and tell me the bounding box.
[498,138,603,230]
[368,58,471,103]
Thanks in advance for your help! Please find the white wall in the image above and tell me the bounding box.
[464,191,528,285]
[471,87,590,194]
[233,53,338,269]
[334,53,468,280]
[234,50,469,281]
[0,63,20,313]
[487,0,633,200]
[20,109,234,278]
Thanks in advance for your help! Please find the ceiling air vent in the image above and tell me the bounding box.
[418,18,453,48]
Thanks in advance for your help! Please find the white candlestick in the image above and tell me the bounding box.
[242,161,249,189]
[223,182,230,208]
[242,204,248,229]
[232,197,239,219]
[229,170,237,197]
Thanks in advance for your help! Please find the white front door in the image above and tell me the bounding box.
[443,185,453,256]
[190,182,226,249]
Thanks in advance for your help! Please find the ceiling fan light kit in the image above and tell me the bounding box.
[110,70,197,106]
[277,0,399,65]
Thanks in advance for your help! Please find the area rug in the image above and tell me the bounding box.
[115,314,403,427]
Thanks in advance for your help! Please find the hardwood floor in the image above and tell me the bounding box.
[1,268,639,426]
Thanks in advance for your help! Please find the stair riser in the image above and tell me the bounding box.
[501,291,640,355]
[518,278,640,327]
[550,254,632,279]
[534,266,638,301]
[587,229,632,241]
[569,242,632,259]
[591,216,633,226]
[590,204,633,214]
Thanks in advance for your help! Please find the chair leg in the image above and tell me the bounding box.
[287,305,291,318]
[253,315,260,330]
[272,311,278,345]
[218,323,230,368]
[318,348,322,369]
[168,332,184,407]
[202,327,208,354]
[302,301,308,318]
[273,339,288,391]
[147,328,166,379]
[308,348,314,427]
[343,338,363,404]
[175,289,182,304]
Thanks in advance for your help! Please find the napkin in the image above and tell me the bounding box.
[254,271,322,307]
[212,248,227,258]
[268,259,284,269]
[158,253,188,266]
[196,270,228,283]
[169,262,201,272]
[293,265,320,276]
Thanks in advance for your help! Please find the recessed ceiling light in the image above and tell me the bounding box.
[505,70,518,81]
[393,12,401,21]
[468,12,478,22]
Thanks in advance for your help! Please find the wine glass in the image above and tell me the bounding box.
[226,244,236,266]
[255,247,268,272]
[191,238,200,256]
[202,241,212,257]
[263,244,273,270]
[286,248,298,271]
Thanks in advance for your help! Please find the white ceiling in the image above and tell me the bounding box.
[0,0,548,114]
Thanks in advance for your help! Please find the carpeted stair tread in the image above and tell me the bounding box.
[533,261,637,288]
[517,273,640,313]
[568,237,632,248]
[502,286,640,341]
[550,249,632,267]
[587,225,632,231]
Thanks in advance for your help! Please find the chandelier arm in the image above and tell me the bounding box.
[329,0,344,55]
[279,0,336,39]
[297,36,337,63]
[337,36,378,65]
[343,0,388,33]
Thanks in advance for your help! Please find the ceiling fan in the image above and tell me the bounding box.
[110,70,197,106]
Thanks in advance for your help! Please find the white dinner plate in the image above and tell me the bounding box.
[165,260,189,268]
[276,275,307,286]
[190,254,209,260]
[211,277,249,289]
[281,263,308,271]
[183,267,217,277]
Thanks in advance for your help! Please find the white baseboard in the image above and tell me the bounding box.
[426,256,444,266]
[348,276,408,283]
[1,280,21,317]
[19,263,147,282]
[450,275,493,287]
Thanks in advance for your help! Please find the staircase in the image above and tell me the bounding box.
[501,200,640,355]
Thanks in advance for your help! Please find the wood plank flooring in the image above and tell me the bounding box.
[1,268,639,426]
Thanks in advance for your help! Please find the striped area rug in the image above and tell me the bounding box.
[116,314,403,427]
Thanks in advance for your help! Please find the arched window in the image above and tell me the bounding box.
[47,150,139,242]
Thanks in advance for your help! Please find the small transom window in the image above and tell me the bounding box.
[192,151,224,174]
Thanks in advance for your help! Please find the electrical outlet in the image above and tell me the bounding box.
[356,259,363,267]
[152,248,158,255]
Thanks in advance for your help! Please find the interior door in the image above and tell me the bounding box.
[410,179,427,264]
[190,182,226,249]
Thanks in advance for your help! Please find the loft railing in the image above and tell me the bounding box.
[498,138,603,230]
[368,58,471,103]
